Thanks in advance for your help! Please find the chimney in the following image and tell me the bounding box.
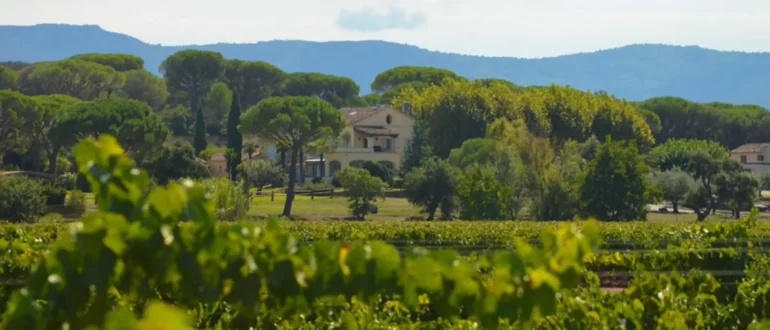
[401,102,412,116]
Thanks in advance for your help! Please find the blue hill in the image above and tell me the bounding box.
[2,24,770,106]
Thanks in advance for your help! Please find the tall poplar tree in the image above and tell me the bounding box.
[226,91,243,180]
[193,102,207,155]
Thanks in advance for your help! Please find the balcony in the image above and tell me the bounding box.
[333,146,396,154]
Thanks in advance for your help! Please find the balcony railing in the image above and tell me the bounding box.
[333,146,396,153]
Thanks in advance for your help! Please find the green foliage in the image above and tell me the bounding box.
[380,81,430,104]
[199,177,250,221]
[160,49,224,114]
[337,167,387,220]
[457,165,514,220]
[649,168,695,213]
[144,141,211,184]
[50,98,168,167]
[591,92,655,150]
[0,90,41,155]
[650,139,730,221]
[0,64,19,90]
[580,138,654,221]
[193,107,207,155]
[449,133,526,219]
[238,159,283,190]
[371,66,460,93]
[400,81,654,158]
[17,59,125,100]
[490,118,582,220]
[641,96,770,149]
[760,172,770,190]
[716,160,760,219]
[226,91,243,179]
[636,106,662,136]
[400,118,433,175]
[117,69,169,110]
[403,159,460,220]
[284,72,360,108]
[64,190,87,217]
[223,59,286,108]
[42,179,67,205]
[0,134,601,329]
[353,160,394,186]
[204,81,232,136]
[240,96,345,216]
[159,104,191,136]
[69,53,144,72]
[0,175,47,222]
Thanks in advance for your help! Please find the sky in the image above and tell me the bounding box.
[3,0,770,58]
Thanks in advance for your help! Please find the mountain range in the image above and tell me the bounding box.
[2,24,770,107]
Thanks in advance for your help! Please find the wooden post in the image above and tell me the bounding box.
[311,190,315,200]
[330,189,334,198]
[271,191,275,202]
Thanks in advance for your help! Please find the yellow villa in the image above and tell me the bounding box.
[215,103,415,181]
[304,103,415,180]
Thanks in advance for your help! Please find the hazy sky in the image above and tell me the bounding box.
[3,0,770,58]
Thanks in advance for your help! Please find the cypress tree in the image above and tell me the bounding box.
[226,91,244,180]
[193,102,207,155]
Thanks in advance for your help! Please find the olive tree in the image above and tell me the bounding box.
[648,168,695,213]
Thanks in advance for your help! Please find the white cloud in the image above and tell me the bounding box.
[336,7,426,32]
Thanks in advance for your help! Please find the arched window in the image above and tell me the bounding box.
[386,114,392,125]
[329,161,342,177]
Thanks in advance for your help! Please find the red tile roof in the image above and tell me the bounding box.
[732,143,770,153]
[340,106,395,124]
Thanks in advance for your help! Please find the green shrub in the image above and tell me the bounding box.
[64,190,87,217]
[75,172,92,193]
[331,175,342,188]
[311,176,324,184]
[43,181,67,205]
[337,167,387,220]
[0,176,47,222]
[296,181,333,191]
[199,177,250,220]
[58,173,77,190]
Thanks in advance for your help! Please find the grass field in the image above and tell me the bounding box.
[57,190,761,222]
[250,193,421,220]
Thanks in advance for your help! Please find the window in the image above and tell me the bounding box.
[363,138,369,148]
[386,114,392,125]
[383,138,391,150]
[741,155,747,163]
[759,155,765,162]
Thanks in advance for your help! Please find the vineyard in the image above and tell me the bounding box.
[3,136,770,329]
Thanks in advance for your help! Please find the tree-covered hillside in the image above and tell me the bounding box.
[2,24,770,106]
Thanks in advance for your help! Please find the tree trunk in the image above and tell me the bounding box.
[320,153,325,177]
[48,147,60,177]
[672,201,679,213]
[696,209,708,222]
[299,150,305,183]
[427,202,438,220]
[283,147,298,218]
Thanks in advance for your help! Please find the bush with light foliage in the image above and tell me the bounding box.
[337,167,387,220]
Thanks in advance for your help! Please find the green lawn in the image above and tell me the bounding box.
[54,190,762,222]
[249,193,421,220]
